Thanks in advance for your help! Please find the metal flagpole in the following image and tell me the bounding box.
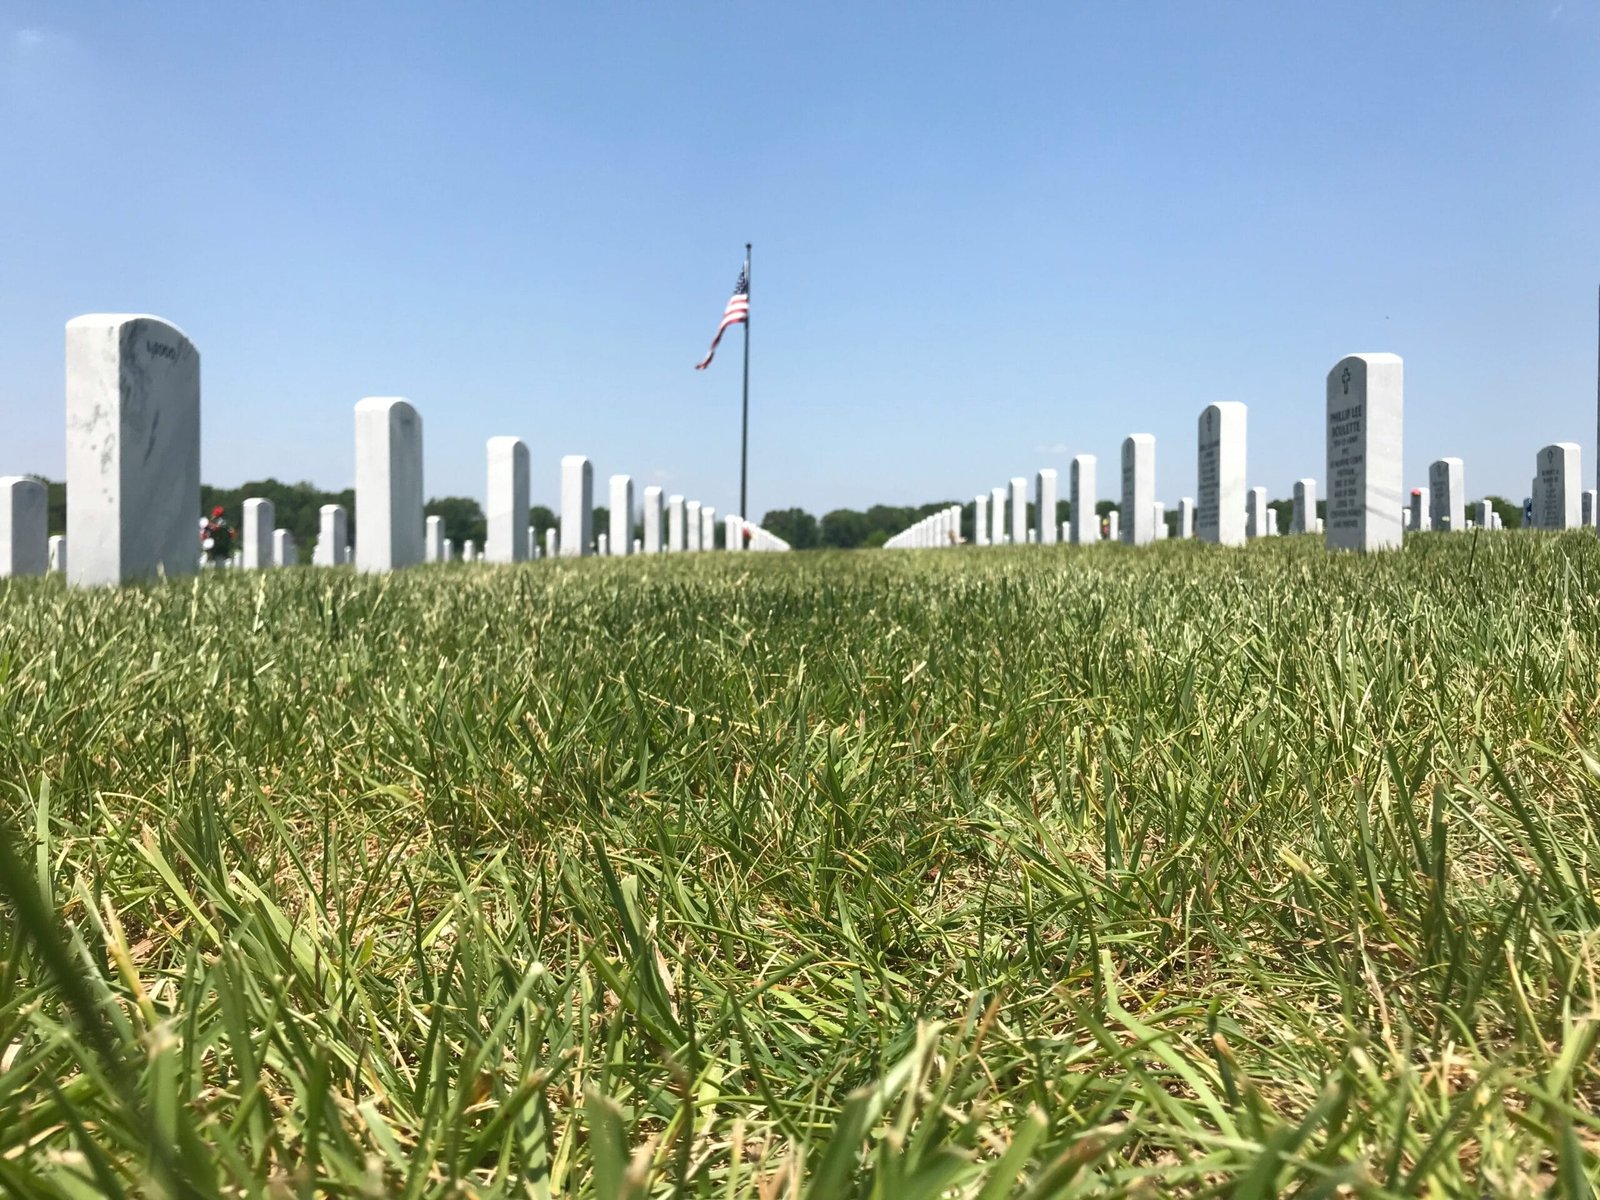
[740,243,752,523]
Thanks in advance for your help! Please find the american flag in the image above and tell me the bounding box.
[694,262,749,370]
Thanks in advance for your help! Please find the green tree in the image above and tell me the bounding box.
[1484,495,1521,530]
[761,508,819,549]
[424,497,486,549]
[819,509,870,549]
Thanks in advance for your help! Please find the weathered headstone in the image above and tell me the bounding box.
[1429,458,1464,532]
[1121,434,1155,545]
[1535,443,1581,530]
[686,501,702,552]
[609,475,634,556]
[1036,469,1058,545]
[643,486,664,553]
[355,397,424,572]
[317,505,349,565]
[1179,497,1195,539]
[273,528,297,567]
[1070,455,1097,544]
[243,498,275,569]
[1197,403,1246,546]
[1246,487,1267,539]
[1326,354,1403,552]
[48,535,66,574]
[425,514,445,563]
[66,315,200,586]
[487,436,530,563]
[560,455,593,557]
[1292,479,1316,533]
[667,495,686,552]
[0,476,48,577]
[974,494,990,546]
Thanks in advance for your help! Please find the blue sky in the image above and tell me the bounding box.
[2,2,1598,519]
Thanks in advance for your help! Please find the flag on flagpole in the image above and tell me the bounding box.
[694,261,749,370]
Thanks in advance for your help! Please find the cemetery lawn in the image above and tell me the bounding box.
[4,533,1600,1198]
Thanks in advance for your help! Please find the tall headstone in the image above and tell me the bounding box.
[643,486,664,553]
[1152,501,1166,539]
[486,436,530,563]
[66,314,200,587]
[701,506,717,551]
[1429,458,1464,532]
[667,495,686,552]
[1326,354,1403,552]
[272,528,297,567]
[1009,478,1027,546]
[974,494,990,546]
[1292,479,1316,534]
[0,477,48,577]
[725,513,743,550]
[686,501,702,552]
[1584,490,1598,529]
[48,534,66,574]
[1070,455,1097,544]
[242,498,275,569]
[354,397,424,573]
[1246,487,1267,539]
[1178,497,1195,539]
[1036,469,1058,545]
[990,487,1007,545]
[317,505,349,565]
[1105,510,1119,542]
[1477,499,1493,529]
[1197,403,1246,546]
[544,528,557,558]
[1121,434,1155,545]
[528,528,537,559]
[425,514,445,563]
[1535,443,1581,530]
[560,455,593,557]
[609,475,634,556]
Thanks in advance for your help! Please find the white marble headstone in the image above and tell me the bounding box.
[425,514,445,563]
[272,528,297,567]
[686,500,702,552]
[974,495,990,546]
[354,397,425,572]
[0,476,48,577]
[1121,435,1155,545]
[1428,459,1464,532]
[643,486,664,553]
[667,494,686,552]
[1036,469,1058,545]
[48,534,66,574]
[317,505,349,565]
[243,498,275,569]
[487,436,530,563]
[1070,455,1097,544]
[1178,497,1195,539]
[66,315,200,586]
[609,475,634,556]
[1009,478,1027,546]
[1325,355,1403,553]
[560,455,594,557]
[1535,443,1581,530]
[1197,403,1246,546]
[1292,479,1316,534]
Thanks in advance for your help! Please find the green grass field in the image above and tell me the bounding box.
[2,534,1598,1197]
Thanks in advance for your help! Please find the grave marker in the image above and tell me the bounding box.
[1070,455,1097,544]
[1197,404,1246,546]
[487,436,530,563]
[66,315,200,586]
[1121,434,1155,545]
[1325,354,1403,552]
[643,486,664,553]
[609,475,633,556]
[1535,443,1581,530]
[668,495,686,552]
[48,535,66,574]
[425,514,445,563]
[560,455,593,557]
[317,505,349,565]
[243,498,275,569]
[355,397,425,572]
[0,476,47,577]
[1036,469,1058,544]
[1292,479,1315,534]
[1429,458,1464,532]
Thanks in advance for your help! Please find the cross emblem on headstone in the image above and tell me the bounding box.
[1340,366,1351,395]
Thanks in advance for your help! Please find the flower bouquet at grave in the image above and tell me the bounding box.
[200,506,236,563]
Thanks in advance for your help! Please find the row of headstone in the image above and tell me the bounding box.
[883,505,963,549]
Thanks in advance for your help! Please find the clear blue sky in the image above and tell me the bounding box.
[3,2,1598,519]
